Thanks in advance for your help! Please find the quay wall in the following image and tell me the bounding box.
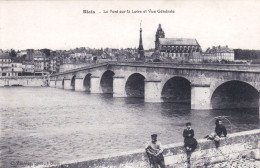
[0,76,45,87]
[44,129,260,168]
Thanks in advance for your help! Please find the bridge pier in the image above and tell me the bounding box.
[144,80,162,102]
[113,76,127,97]
[259,106,260,119]
[90,76,101,93]
[191,83,212,109]
[64,78,73,90]
[75,78,85,91]
[259,94,260,119]
[49,80,56,88]
[56,79,63,89]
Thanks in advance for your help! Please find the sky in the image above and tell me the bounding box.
[0,0,260,51]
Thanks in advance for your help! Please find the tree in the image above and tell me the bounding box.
[40,49,51,57]
[10,49,17,57]
[153,58,161,62]
[234,49,260,60]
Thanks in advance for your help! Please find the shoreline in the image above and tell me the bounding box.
[28,129,260,168]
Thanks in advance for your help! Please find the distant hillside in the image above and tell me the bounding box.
[234,49,260,60]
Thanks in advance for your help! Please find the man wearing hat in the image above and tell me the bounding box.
[145,134,165,168]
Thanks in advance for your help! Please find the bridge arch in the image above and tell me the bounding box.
[161,76,191,102]
[100,70,115,93]
[62,77,65,89]
[71,75,76,90]
[211,80,259,109]
[125,73,145,97]
[55,78,57,86]
[83,73,92,92]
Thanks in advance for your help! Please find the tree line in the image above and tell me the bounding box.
[234,49,260,60]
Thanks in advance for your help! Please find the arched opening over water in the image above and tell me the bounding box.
[211,80,259,109]
[100,70,115,93]
[161,76,191,103]
[83,73,91,92]
[71,75,76,90]
[125,73,145,98]
[62,78,65,89]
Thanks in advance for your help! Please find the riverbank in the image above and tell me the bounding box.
[209,158,260,168]
[29,129,260,168]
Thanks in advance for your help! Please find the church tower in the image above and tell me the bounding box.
[138,21,144,60]
[155,24,165,50]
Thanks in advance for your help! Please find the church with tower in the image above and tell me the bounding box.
[155,24,165,50]
[154,24,202,61]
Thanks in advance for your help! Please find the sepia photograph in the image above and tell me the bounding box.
[0,0,260,168]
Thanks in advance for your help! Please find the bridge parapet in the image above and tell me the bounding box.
[112,62,260,72]
[50,62,260,78]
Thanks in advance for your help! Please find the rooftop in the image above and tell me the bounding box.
[206,45,234,53]
[159,38,200,46]
[0,53,11,59]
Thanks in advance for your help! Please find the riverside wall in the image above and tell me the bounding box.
[0,76,45,87]
[40,129,260,168]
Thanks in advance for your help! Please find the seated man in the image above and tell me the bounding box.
[214,119,227,148]
[215,119,227,138]
[205,119,227,148]
[145,134,165,168]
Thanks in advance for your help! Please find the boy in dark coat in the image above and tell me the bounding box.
[183,122,197,164]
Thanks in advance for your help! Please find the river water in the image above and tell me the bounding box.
[0,87,259,168]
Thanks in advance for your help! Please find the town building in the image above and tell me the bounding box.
[11,62,23,76]
[48,57,57,74]
[25,49,34,61]
[0,53,12,76]
[203,45,235,62]
[59,63,88,73]
[189,52,202,63]
[155,24,202,61]
[22,62,35,75]
[69,51,87,59]
[33,50,49,76]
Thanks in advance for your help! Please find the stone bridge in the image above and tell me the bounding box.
[49,62,260,117]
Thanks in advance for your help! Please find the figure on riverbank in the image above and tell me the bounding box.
[214,119,227,148]
[183,122,197,164]
[205,119,227,148]
[215,119,227,137]
[145,134,165,168]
